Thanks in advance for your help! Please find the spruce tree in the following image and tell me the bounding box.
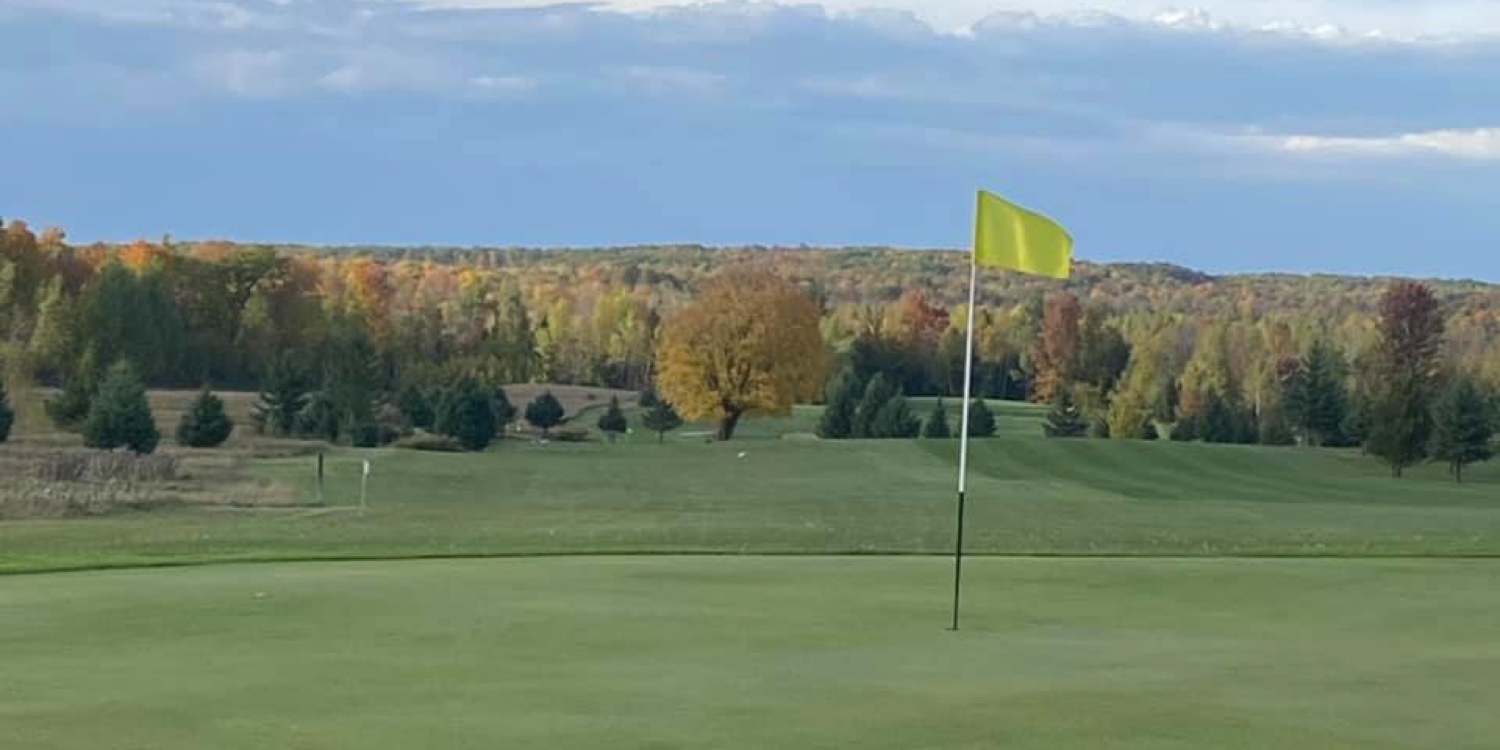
[396,384,434,430]
[0,376,14,444]
[82,361,159,454]
[176,387,234,448]
[252,355,308,437]
[852,373,897,439]
[525,391,565,437]
[1044,389,1088,438]
[1429,378,1494,483]
[871,396,921,438]
[922,399,951,439]
[816,370,860,439]
[967,398,997,438]
[435,378,498,451]
[597,396,628,442]
[1284,339,1348,446]
[641,398,683,443]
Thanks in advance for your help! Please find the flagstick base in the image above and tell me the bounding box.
[949,489,966,632]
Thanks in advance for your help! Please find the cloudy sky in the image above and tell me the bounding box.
[3,1,1498,278]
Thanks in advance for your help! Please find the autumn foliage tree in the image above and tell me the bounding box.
[656,268,826,441]
[1366,282,1445,477]
[1032,292,1080,403]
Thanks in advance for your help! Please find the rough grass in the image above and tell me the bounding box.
[4,556,1497,750]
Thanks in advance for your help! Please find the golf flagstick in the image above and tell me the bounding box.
[951,244,980,632]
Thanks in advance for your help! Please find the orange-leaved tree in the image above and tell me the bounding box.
[656,267,826,441]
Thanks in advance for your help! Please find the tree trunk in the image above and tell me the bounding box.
[717,409,744,441]
[657,431,664,444]
[1456,462,1464,484]
[1393,465,1403,479]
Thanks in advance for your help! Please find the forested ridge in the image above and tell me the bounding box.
[1,218,1496,473]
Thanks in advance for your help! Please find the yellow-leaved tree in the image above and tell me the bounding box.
[656,268,826,441]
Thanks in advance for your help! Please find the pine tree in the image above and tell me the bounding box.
[1044,389,1088,438]
[434,378,498,451]
[597,396,628,442]
[1429,378,1494,483]
[871,396,921,438]
[853,373,897,439]
[396,384,434,430]
[82,361,160,454]
[640,398,683,443]
[816,370,860,439]
[176,387,234,448]
[0,376,14,444]
[967,398,997,438]
[252,355,309,437]
[922,399,951,439]
[525,391,565,437]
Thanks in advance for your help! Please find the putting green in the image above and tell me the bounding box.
[4,556,1497,749]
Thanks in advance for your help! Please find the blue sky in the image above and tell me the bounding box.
[2,1,1498,279]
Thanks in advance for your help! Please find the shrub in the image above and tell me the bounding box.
[641,399,683,443]
[394,432,466,453]
[396,384,434,430]
[176,388,234,448]
[871,396,921,438]
[0,377,13,444]
[549,429,593,443]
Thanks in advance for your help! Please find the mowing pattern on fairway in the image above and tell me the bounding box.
[3,556,1498,750]
[1,403,1497,573]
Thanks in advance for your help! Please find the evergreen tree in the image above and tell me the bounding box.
[396,384,434,430]
[640,398,683,443]
[435,378,498,451]
[46,347,101,430]
[871,395,921,438]
[176,387,234,448]
[816,369,860,439]
[0,376,13,444]
[597,396,628,442]
[1429,378,1494,483]
[82,361,159,454]
[1044,389,1088,438]
[853,373,897,438]
[1284,339,1348,446]
[252,355,309,437]
[967,398,997,438]
[297,392,342,443]
[922,399,951,439]
[525,391,565,437]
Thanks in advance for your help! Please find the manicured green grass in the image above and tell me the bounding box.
[1,401,1497,573]
[4,556,1497,749]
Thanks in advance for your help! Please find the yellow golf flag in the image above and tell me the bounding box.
[973,190,1073,279]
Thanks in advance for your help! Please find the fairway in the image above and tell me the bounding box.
[2,402,1499,573]
[4,556,1498,749]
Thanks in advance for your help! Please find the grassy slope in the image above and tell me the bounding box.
[4,556,1498,750]
[2,402,1497,572]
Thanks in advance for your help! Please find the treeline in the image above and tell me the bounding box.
[1,219,1497,475]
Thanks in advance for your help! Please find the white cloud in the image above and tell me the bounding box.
[1256,128,1500,161]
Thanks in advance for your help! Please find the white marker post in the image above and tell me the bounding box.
[360,460,371,514]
